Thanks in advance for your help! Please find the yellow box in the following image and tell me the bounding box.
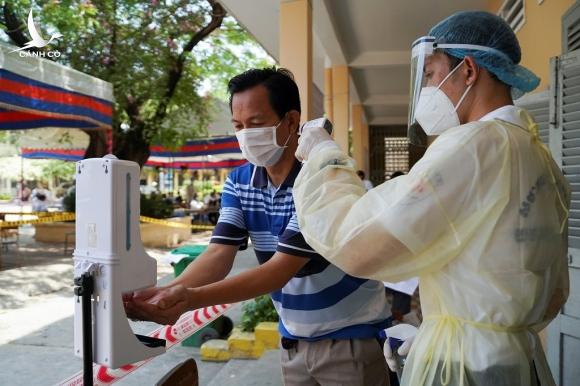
[200,339,231,362]
[227,328,265,359]
[255,322,280,350]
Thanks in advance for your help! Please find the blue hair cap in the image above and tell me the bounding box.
[429,11,540,96]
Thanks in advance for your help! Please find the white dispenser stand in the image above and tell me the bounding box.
[73,155,166,374]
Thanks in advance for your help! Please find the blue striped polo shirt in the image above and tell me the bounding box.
[211,160,390,340]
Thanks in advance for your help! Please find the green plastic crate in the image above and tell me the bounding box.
[171,244,208,278]
[170,244,233,347]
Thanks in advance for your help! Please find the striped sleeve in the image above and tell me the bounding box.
[210,176,249,249]
[276,213,319,259]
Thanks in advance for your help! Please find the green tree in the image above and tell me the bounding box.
[39,159,76,181]
[0,0,272,166]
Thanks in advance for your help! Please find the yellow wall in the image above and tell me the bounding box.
[488,0,576,91]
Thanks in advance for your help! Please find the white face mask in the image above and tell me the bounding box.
[414,59,473,136]
[235,116,292,167]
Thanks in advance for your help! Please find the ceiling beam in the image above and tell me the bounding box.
[350,50,410,68]
[313,0,370,122]
[369,116,408,126]
[219,0,279,60]
[312,0,347,65]
[363,94,408,106]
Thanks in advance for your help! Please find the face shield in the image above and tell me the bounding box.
[407,36,509,146]
[408,37,435,147]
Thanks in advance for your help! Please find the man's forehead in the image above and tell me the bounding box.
[231,111,268,121]
[425,52,448,65]
[231,85,268,105]
[231,86,275,119]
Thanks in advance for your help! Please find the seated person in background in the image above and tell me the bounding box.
[203,190,220,207]
[20,182,31,202]
[189,194,204,211]
[31,183,50,212]
[204,190,220,224]
[189,194,205,223]
[164,192,175,206]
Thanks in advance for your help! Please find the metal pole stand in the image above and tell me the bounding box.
[74,272,94,386]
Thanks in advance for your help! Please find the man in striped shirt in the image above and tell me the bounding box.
[125,68,391,386]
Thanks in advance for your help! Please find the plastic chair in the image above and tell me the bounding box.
[0,214,19,260]
[64,231,75,255]
[155,358,198,386]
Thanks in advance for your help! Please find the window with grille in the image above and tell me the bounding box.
[556,51,580,249]
[563,1,580,53]
[546,47,580,386]
[384,137,409,180]
[498,0,525,33]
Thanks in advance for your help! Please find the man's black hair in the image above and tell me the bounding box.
[356,170,365,179]
[227,67,301,119]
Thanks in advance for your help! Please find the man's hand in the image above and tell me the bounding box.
[124,284,192,325]
[295,125,337,162]
[123,287,162,320]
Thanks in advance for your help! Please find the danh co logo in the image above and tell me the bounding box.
[10,8,62,58]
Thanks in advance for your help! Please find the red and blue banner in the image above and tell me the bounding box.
[0,42,114,130]
[21,147,84,161]
[145,159,247,170]
[20,146,246,170]
[149,136,241,157]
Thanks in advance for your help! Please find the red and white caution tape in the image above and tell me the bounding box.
[57,304,234,386]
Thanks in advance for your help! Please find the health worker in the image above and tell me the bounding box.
[293,11,570,386]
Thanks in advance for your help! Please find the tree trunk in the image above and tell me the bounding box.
[2,4,41,54]
[113,128,151,168]
[83,130,109,159]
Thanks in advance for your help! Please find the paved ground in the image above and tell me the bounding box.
[0,226,283,386]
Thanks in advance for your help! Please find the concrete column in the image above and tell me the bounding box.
[324,67,333,121]
[362,121,370,174]
[280,0,312,120]
[147,169,155,186]
[159,170,165,193]
[219,169,228,184]
[174,169,180,194]
[351,104,364,170]
[331,65,350,153]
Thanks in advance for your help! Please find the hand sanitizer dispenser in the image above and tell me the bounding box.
[73,155,166,370]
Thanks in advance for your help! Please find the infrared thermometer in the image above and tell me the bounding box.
[299,117,333,136]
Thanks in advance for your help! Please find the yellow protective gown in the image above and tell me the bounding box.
[293,111,570,386]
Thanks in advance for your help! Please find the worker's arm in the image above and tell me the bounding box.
[534,180,571,332]
[293,153,411,280]
[126,252,308,325]
[293,125,498,283]
[533,249,570,332]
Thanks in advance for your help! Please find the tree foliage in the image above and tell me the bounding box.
[0,0,272,165]
[40,158,76,180]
